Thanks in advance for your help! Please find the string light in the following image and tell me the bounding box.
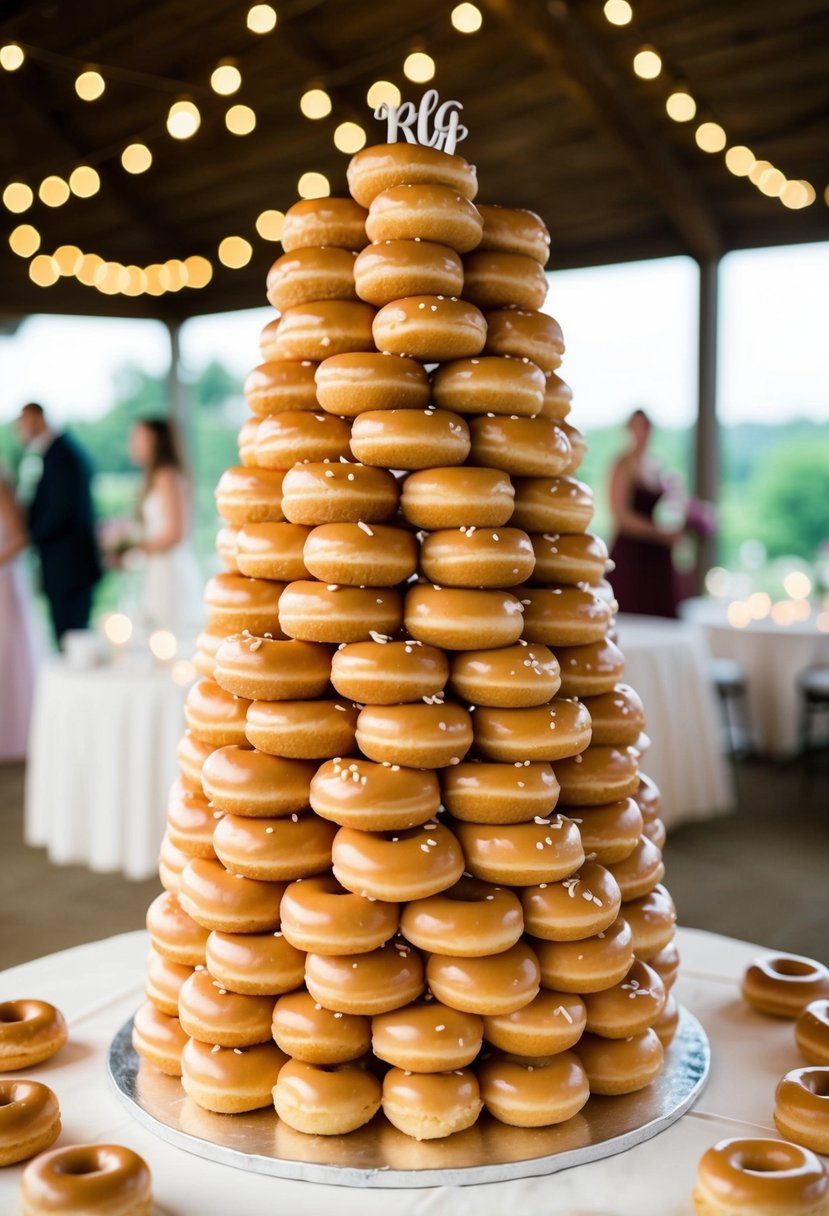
[695,121,726,153]
[53,245,83,275]
[366,80,400,108]
[246,4,277,33]
[9,224,40,257]
[225,104,256,135]
[779,181,809,209]
[299,88,331,119]
[218,236,253,268]
[333,121,366,154]
[38,175,70,207]
[160,260,187,291]
[724,145,754,176]
[121,143,152,174]
[210,61,242,95]
[748,159,772,185]
[166,99,201,139]
[451,3,483,33]
[0,43,25,71]
[403,51,436,83]
[603,0,633,24]
[104,613,133,644]
[665,91,696,122]
[183,255,213,287]
[255,209,285,240]
[2,182,33,213]
[75,70,105,101]
[632,47,661,79]
[297,171,330,199]
[149,630,178,661]
[29,255,59,287]
[76,253,104,286]
[68,165,100,197]
[756,166,785,197]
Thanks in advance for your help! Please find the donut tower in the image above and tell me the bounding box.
[136,110,680,1141]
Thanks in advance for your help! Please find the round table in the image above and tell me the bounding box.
[0,927,799,1215]
[681,598,829,758]
[25,660,188,880]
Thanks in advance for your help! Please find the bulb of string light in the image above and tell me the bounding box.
[121,144,152,174]
[226,104,256,135]
[403,51,435,83]
[3,182,33,213]
[633,48,661,79]
[603,0,632,24]
[69,166,100,197]
[695,122,726,153]
[0,43,25,71]
[167,100,201,140]
[211,62,242,95]
[218,236,253,268]
[75,70,105,100]
[367,80,400,108]
[298,171,330,199]
[247,4,277,33]
[255,210,285,240]
[334,122,366,154]
[9,224,40,258]
[724,146,754,176]
[666,91,696,122]
[39,176,70,207]
[451,3,483,33]
[300,88,331,119]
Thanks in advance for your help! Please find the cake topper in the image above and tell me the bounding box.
[373,88,468,156]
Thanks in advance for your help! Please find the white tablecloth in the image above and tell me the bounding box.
[0,927,801,1216]
[681,598,829,758]
[25,661,187,880]
[615,615,732,828]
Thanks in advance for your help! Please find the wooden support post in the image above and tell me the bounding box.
[695,256,720,588]
[166,320,191,460]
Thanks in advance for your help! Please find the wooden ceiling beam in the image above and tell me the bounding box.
[481,0,723,262]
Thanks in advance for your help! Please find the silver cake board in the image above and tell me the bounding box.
[108,1008,709,1189]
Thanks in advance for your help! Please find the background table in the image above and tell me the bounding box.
[615,614,732,828]
[25,660,187,880]
[682,598,829,757]
[0,927,800,1216]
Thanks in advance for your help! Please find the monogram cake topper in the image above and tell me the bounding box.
[373,88,469,156]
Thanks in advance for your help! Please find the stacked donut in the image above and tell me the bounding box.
[136,138,679,1140]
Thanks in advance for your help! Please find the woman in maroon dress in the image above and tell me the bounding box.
[608,410,682,619]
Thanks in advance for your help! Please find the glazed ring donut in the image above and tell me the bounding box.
[177,968,276,1047]
[235,522,310,582]
[521,585,612,647]
[203,572,284,636]
[255,411,352,468]
[160,829,202,892]
[212,811,337,881]
[635,772,663,823]
[485,308,564,372]
[280,196,368,252]
[176,730,214,792]
[19,1145,152,1215]
[742,955,829,1018]
[354,238,463,306]
[193,623,228,681]
[166,779,218,859]
[420,527,536,589]
[624,884,678,960]
[400,876,524,956]
[560,420,588,474]
[280,461,399,525]
[332,822,465,901]
[477,203,550,263]
[184,679,250,748]
[303,523,418,586]
[350,407,470,469]
[478,1051,589,1128]
[532,915,634,993]
[259,317,282,362]
[274,1058,381,1135]
[0,1001,67,1072]
[366,185,482,253]
[236,416,259,466]
[215,524,240,572]
[243,360,319,416]
[582,961,666,1038]
[482,990,586,1057]
[246,698,358,760]
[652,990,680,1047]
[556,638,626,698]
[330,640,448,704]
[215,465,285,526]
[315,351,430,414]
[462,250,549,311]
[280,875,399,954]
[431,355,546,417]
[272,300,376,361]
[373,295,486,362]
[401,467,515,529]
[531,532,609,586]
[205,930,305,996]
[426,941,540,1015]
[131,1000,188,1076]
[582,684,646,746]
[278,581,402,644]
[372,1001,483,1071]
[347,142,478,207]
[145,948,192,1016]
[797,1000,829,1065]
[146,891,209,966]
[555,745,641,807]
[456,815,584,886]
[774,1067,829,1154]
[521,860,622,941]
[266,245,358,311]
[440,761,560,825]
[648,937,680,991]
[404,585,525,650]
[310,758,440,830]
[382,1068,482,1140]
[608,836,665,901]
[201,746,315,817]
[0,1079,60,1165]
[178,857,285,933]
[450,642,560,707]
[213,636,331,701]
[271,990,370,1063]
[304,940,425,1015]
[356,702,473,768]
[473,697,593,763]
[574,798,644,865]
[693,1137,829,1216]
[510,475,594,533]
[576,1027,663,1094]
[541,372,573,421]
[470,416,571,478]
[181,1036,287,1114]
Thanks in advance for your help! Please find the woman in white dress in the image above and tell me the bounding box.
[0,472,37,760]
[128,419,203,639]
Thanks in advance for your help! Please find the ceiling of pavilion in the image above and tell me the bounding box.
[1,0,827,320]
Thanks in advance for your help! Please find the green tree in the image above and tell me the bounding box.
[752,439,829,559]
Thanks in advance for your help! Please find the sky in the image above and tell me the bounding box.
[1,242,827,431]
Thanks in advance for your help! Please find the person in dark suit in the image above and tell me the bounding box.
[16,402,102,643]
